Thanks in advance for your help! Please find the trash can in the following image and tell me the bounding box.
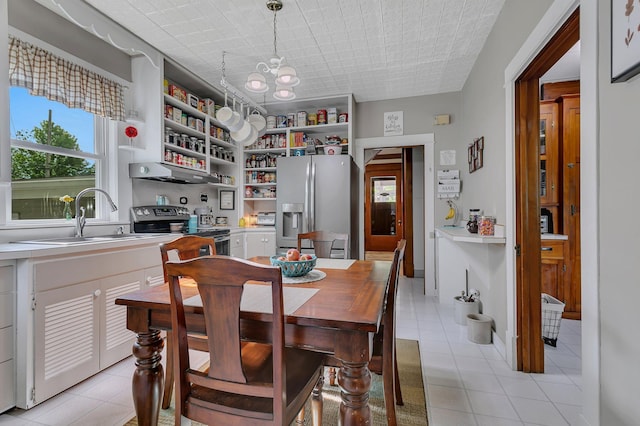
[454,297,480,325]
[467,314,493,344]
[541,293,565,347]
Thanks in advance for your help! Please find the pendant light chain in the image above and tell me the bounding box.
[273,8,278,58]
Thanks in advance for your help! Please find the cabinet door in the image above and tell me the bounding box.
[144,265,165,288]
[230,233,245,258]
[245,233,266,259]
[100,270,145,369]
[0,264,15,412]
[34,280,100,404]
[261,232,276,257]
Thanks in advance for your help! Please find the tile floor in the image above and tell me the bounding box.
[0,275,582,426]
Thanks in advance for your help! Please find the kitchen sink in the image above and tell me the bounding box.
[14,234,161,246]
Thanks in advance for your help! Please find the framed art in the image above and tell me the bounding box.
[219,190,235,210]
[612,0,640,82]
[468,137,484,173]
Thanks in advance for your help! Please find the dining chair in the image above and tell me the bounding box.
[164,255,325,425]
[159,235,216,409]
[325,239,406,426]
[297,230,349,259]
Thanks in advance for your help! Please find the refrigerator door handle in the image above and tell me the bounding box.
[310,161,316,231]
[304,161,310,233]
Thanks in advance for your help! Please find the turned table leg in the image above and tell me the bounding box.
[132,330,164,426]
[337,361,372,425]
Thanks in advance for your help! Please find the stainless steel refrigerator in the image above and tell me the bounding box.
[276,155,359,258]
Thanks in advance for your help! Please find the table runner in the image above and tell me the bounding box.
[315,258,356,269]
[184,284,319,314]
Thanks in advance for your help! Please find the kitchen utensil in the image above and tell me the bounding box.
[248,109,267,137]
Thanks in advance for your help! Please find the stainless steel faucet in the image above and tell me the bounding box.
[75,188,118,237]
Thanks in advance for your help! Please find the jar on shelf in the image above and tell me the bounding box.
[478,216,496,236]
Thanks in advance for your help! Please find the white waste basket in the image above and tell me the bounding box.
[454,297,480,325]
[467,314,493,344]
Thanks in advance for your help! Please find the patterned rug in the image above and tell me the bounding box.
[126,339,427,425]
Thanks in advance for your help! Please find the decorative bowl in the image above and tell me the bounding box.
[323,145,341,155]
[270,255,317,277]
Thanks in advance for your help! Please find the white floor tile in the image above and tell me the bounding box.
[460,371,504,394]
[554,402,584,425]
[429,407,478,426]
[475,414,525,426]
[497,376,548,401]
[536,381,582,406]
[427,384,473,412]
[466,390,520,420]
[69,401,134,426]
[31,394,104,426]
[509,396,569,426]
[424,366,465,388]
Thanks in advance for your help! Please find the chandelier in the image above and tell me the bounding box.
[245,0,299,101]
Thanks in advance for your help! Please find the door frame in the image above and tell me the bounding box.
[364,163,404,252]
[355,134,435,294]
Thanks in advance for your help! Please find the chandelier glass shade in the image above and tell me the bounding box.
[245,0,299,100]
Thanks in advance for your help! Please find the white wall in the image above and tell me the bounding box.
[595,0,640,423]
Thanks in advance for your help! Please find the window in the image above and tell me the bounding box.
[7,34,125,222]
[10,87,105,220]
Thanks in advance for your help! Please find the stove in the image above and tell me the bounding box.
[130,205,230,255]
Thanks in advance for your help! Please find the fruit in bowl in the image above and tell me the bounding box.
[270,254,317,277]
[286,248,300,261]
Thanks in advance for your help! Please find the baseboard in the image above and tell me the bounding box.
[414,269,425,277]
[492,331,506,360]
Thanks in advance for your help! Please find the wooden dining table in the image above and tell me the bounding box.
[115,256,391,426]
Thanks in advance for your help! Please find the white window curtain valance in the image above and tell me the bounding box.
[8,35,125,121]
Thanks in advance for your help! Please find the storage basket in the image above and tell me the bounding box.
[541,293,565,347]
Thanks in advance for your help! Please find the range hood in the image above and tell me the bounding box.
[129,163,216,184]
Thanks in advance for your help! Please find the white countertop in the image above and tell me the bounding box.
[435,226,506,244]
[541,233,568,240]
[0,234,177,261]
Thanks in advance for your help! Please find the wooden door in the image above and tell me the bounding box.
[562,94,581,319]
[365,163,403,252]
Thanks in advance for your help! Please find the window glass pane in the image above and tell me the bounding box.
[11,150,96,220]
[10,87,95,154]
[373,178,396,202]
[10,86,99,221]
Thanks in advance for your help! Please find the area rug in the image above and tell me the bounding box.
[125,338,427,425]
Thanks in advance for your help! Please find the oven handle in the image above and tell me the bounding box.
[214,235,230,243]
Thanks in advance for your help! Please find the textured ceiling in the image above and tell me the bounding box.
[62,0,506,103]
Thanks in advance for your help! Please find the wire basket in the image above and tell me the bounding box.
[541,293,565,347]
[270,255,317,277]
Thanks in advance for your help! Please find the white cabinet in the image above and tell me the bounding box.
[0,262,15,413]
[230,230,245,258]
[16,244,165,409]
[245,231,276,259]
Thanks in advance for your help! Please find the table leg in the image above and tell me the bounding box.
[337,361,372,425]
[132,330,164,426]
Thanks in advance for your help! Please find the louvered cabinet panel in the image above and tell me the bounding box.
[0,263,15,413]
[34,280,100,404]
[99,271,144,368]
[144,265,165,288]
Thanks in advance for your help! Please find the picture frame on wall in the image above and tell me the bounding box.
[611,0,640,82]
[468,137,484,173]
[219,190,235,210]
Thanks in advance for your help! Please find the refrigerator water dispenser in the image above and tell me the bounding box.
[281,203,304,237]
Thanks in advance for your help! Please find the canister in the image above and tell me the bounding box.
[266,115,277,129]
[307,113,317,126]
[317,109,327,125]
[297,111,307,127]
[478,216,495,236]
[339,112,349,123]
[277,115,287,128]
[287,113,297,128]
[327,107,337,124]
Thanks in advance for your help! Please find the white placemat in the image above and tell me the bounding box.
[282,269,326,284]
[184,284,319,315]
[314,258,356,269]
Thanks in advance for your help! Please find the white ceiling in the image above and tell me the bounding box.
[46,0,507,103]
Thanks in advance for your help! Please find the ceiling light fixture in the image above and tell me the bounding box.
[245,0,299,100]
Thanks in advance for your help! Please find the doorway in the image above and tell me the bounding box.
[365,162,403,252]
[514,8,579,372]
